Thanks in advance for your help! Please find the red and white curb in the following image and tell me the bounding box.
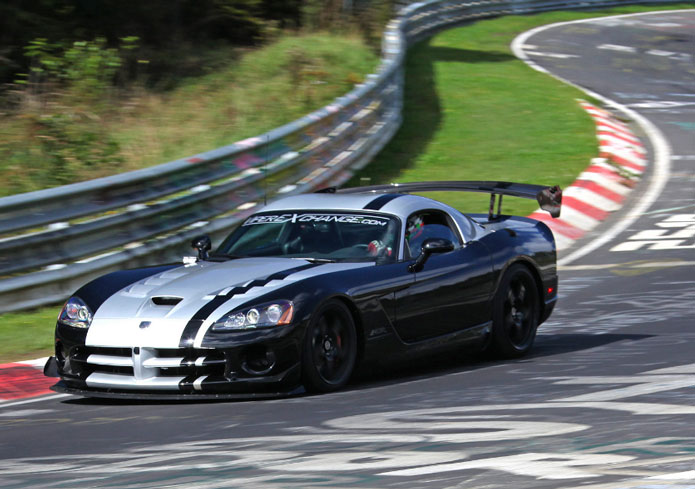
[530,101,647,250]
[0,357,54,402]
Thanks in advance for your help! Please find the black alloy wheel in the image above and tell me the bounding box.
[301,300,357,393]
[490,264,540,358]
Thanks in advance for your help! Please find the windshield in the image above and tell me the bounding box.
[216,211,400,263]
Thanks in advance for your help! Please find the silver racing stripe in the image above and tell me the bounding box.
[85,259,321,348]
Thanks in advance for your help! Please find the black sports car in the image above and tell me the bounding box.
[45,181,562,399]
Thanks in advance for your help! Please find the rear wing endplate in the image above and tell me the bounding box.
[326,181,562,219]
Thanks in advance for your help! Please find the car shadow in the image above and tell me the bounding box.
[344,332,654,392]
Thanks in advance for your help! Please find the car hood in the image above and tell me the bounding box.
[85,258,371,349]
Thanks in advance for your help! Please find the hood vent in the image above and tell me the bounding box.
[151,296,183,306]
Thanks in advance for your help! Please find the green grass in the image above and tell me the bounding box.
[0,307,57,363]
[1,4,691,363]
[349,4,694,216]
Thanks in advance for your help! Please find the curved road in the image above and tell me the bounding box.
[1,10,694,489]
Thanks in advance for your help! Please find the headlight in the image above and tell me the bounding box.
[212,301,294,331]
[58,297,93,329]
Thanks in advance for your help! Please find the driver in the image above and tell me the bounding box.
[405,215,424,257]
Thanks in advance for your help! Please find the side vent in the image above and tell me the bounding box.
[152,296,183,306]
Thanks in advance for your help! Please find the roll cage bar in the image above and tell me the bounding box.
[317,181,562,219]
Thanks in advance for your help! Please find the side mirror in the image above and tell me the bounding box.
[191,235,212,261]
[408,238,454,273]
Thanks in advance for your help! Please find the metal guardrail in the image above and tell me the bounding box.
[0,0,678,312]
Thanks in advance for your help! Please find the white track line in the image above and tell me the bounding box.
[0,394,70,409]
[511,11,679,266]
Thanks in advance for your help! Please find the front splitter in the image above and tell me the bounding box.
[50,380,305,401]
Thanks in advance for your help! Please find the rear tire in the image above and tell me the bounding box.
[301,300,357,393]
[489,264,540,358]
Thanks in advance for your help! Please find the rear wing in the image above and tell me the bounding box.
[323,181,562,219]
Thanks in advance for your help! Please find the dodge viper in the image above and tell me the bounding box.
[45,181,562,399]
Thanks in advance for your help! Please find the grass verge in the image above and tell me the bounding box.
[1,4,691,363]
[349,4,693,215]
[0,308,57,364]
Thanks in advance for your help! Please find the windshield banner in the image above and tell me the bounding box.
[243,213,389,227]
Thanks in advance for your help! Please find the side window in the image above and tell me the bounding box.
[404,210,461,259]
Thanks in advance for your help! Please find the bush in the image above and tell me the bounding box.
[4,37,135,190]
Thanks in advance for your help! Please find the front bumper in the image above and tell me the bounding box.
[52,321,305,397]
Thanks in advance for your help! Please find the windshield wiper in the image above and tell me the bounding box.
[292,257,336,263]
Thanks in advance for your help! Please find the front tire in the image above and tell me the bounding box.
[489,264,540,358]
[301,300,357,393]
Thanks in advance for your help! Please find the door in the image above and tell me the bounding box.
[393,210,493,342]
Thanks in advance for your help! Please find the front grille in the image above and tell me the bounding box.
[70,346,225,379]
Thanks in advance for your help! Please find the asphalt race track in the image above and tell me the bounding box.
[0,10,693,489]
